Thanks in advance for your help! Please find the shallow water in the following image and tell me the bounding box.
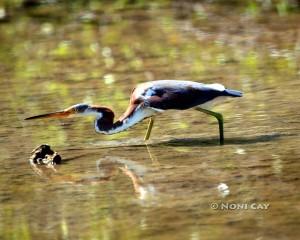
[0,2,300,240]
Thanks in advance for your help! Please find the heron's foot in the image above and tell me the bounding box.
[144,117,155,141]
[195,107,224,145]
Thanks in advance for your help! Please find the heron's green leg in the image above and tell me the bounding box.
[195,107,224,145]
[144,117,155,141]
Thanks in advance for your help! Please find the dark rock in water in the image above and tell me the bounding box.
[52,153,62,164]
[29,144,62,165]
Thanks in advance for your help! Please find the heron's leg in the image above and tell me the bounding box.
[195,107,224,145]
[144,117,155,141]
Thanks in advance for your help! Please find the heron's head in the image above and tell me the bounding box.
[25,103,113,121]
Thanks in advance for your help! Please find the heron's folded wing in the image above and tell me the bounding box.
[146,87,219,110]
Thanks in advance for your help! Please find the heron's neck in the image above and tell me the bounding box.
[94,108,156,135]
[95,118,124,134]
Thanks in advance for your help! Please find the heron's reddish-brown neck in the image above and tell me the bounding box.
[93,107,124,133]
[94,105,156,134]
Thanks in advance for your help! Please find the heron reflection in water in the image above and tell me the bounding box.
[30,155,156,200]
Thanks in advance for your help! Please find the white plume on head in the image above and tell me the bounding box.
[207,83,225,91]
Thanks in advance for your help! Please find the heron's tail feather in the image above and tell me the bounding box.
[223,89,243,97]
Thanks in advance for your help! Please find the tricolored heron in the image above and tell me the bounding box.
[25,80,242,145]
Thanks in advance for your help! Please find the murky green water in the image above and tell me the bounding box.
[0,2,300,240]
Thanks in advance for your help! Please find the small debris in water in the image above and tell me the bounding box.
[217,183,230,197]
[235,148,246,155]
[29,144,62,165]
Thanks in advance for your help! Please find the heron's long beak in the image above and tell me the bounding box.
[25,109,75,120]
